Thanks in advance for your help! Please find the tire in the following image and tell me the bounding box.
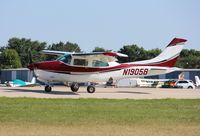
[45,85,52,92]
[188,86,193,89]
[87,85,95,93]
[71,83,79,92]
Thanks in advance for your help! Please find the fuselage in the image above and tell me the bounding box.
[30,60,178,83]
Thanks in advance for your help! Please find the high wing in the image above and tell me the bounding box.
[41,50,128,57]
[41,50,72,56]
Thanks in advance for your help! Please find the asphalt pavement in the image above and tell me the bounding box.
[0,86,200,99]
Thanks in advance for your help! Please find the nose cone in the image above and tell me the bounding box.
[27,61,61,71]
[27,62,40,70]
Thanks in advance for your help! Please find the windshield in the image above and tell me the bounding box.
[57,55,72,64]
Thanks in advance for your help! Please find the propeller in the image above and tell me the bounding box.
[27,48,37,82]
[28,48,33,64]
[27,48,34,71]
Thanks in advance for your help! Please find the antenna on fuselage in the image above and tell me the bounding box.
[72,46,79,53]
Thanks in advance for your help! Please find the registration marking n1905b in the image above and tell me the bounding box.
[123,68,148,76]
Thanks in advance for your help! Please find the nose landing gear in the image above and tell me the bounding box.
[45,85,52,92]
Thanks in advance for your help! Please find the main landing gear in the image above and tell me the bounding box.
[70,83,96,93]
[70,82,80,92]
[87,85,95,93]
[44,82,96,93]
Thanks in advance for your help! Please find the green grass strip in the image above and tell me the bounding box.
[0,97,200,126]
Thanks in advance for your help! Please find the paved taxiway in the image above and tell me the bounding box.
[0,86,200,99]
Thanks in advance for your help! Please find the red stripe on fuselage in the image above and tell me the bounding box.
[29,56,178,73]
[144,56,179,67]
[31,61,130,73]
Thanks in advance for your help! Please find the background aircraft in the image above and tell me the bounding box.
[28,38,187,93]
[195,76,200,87]
[5,77,36,87]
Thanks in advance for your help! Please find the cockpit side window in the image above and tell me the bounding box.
[57,55,72,64]
[74,59,88,66]
[92,60,109,67]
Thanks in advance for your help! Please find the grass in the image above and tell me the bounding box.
[0,97,200,136]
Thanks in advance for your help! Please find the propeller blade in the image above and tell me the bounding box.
[28,48,33,64]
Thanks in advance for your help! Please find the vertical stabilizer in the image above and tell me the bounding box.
[131,38,187,67]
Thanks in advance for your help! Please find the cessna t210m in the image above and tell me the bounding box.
[28,38,187,93]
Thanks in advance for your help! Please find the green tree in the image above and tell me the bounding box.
[6,37,47,67]
[146,48,161,59]
[0,46,5,52]
[47,41,81,60]
[0,49,22,69]
[176,49,200,68]
[118,44,148,63]
[92,47,108,52]
[48,41,81,52]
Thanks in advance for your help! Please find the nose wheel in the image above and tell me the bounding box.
[45,85,52,92]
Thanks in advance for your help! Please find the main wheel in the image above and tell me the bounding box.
[71,82,80,92]
[188,86,193,89]
[87,85,95,93]
[45,85,52,92]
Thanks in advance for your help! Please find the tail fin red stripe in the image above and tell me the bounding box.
[167,38,187,47]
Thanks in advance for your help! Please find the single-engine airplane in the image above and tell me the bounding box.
[5,77,36,87]
[28,38,187,93]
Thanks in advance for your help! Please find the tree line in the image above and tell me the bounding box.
[0,37,200,69]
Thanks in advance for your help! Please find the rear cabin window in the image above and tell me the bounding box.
[74,59,88,66]
[92,60,109,67]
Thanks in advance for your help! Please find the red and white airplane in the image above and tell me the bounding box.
[28,38,187,93]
